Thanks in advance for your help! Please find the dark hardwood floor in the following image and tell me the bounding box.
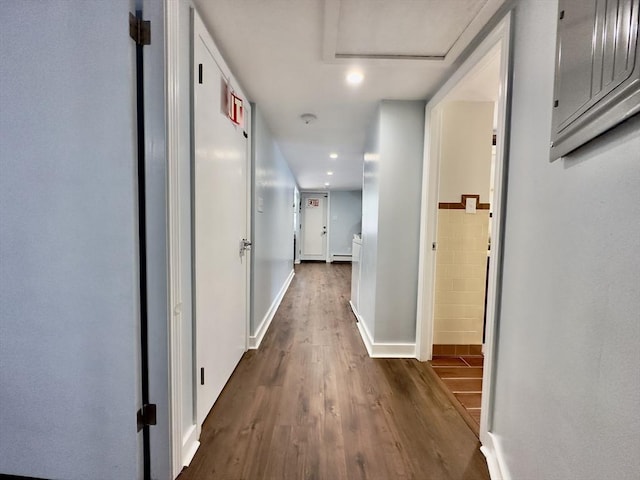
[178,263,489,480]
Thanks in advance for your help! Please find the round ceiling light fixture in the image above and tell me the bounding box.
[300,113,317,125]
[346,71,364,86]
[329,153,338,159]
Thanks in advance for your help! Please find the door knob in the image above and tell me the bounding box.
[239,238,252,257]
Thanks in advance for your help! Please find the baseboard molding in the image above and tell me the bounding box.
[350,301,417,358]
[480,432,510,480]
[249,269,295,349]
[181,424,200,467]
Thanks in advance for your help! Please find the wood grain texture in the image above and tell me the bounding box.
[178,263,489,480]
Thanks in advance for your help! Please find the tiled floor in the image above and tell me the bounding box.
[430,352,484,434]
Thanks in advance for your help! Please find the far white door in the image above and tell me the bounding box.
[300,193,328,261]
[193,12,249,426]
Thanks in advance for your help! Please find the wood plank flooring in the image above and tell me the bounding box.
[178,263,489,480]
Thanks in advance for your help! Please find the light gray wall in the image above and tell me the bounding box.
[251,106,297,335]
[491,1,640,479]
[359,101,425,344]
[0,2,142,478]
[294,187,301,263]
[360,112,382,338]
[375,101,425,342]
[329,190,362,256]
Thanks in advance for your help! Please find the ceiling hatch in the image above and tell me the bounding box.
[323,0,504,64]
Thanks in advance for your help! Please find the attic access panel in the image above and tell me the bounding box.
[334,0,488,58]
[322,0,505,64]
[550,0,640,160]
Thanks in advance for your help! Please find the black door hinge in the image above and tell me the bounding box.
[200,367,205,385]
[137,403,157,431]
[198,64,203,84]
[129,13,151,46]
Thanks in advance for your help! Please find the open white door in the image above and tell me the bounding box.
[193,12,250,426]
[0,2,146,479]
[300,193,328,261]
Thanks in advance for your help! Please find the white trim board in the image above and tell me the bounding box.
[181,424,200,468]
[350,302,416,358]
[249,269,295,349]
[481,432,511,480]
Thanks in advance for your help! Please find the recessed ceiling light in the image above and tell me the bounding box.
[329,153,338,159]
[327,171,334,176]
[324,182,330,186]
[346,71,364,86]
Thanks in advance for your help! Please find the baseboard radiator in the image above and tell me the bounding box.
[331,254,352,262]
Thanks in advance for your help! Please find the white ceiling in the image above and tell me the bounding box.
[445,44,501,104]
[193,0,505,191]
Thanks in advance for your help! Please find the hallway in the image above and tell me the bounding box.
[179,263,489,480]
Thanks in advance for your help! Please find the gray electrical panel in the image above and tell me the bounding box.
[550,0,640,160]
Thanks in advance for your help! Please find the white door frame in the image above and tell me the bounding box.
[415,11,512,467]
[165,1,196,476]
[299,191,330,262]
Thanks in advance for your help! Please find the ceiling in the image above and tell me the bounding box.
[193,0,505,191]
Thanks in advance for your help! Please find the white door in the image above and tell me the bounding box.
[301,194,328,261]
[193,13,249,426]
[1,2,145,478]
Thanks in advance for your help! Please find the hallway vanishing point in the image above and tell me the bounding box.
[178,263,490,480]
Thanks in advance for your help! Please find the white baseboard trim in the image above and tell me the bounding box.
[480,432,510,480]
[249,269,295,349]
[350,301,417,358]
[181,424,200,467]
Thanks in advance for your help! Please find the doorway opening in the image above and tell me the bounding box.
[429,50,500,434]
[416,13,512,447]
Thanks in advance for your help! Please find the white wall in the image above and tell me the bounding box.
[491,1,640,479]
[439,101,494,203]
[251,106,297,336]
[359,101,425,346]
[0,2,143,478]
[329,190,362,257]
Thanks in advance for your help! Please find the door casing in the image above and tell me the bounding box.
[415,11,513,468]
